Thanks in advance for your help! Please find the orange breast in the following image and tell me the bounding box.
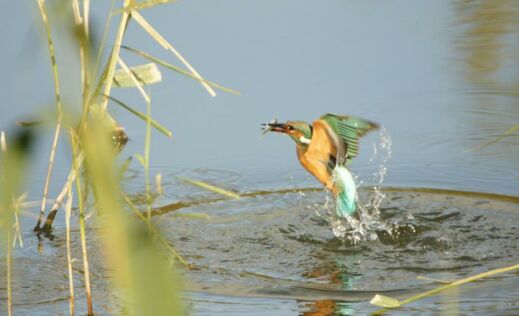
[296,120,341,195]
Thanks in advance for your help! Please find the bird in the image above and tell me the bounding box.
[262,113,379,217]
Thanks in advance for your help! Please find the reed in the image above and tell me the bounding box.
[70,131,93,315]
[1,130,34,316]
[0,0,236,315]
[64,188,75,316]
[34,0,63,232]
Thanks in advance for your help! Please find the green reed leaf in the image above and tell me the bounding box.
[117,156,133,182]
[83,116,183,316]
[134,154,146,168]
[130,11,217,97]
[121,46,240,95]
[107,95,172,138]
[133,0,176,10]
[113,62,162,88]
[466,123,519,152]
[370,294,401,308]
[178,176,241,199]
[171,212,210,220]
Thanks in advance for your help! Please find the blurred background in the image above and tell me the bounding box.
[1,1,518,196]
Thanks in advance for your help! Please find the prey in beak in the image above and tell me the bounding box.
[261,118,313,146]
[261,118,287,134]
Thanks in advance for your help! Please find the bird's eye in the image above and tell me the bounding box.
[288,126,294,130]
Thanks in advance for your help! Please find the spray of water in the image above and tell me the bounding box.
[317,127,393,243]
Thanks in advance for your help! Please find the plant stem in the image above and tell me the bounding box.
[1,131,14,316]
[93,0,117,82]
[7,229,12,316]
[99,0,131,112]
[72,0,91,120]
[41,160,81,232]
[70,132,93,316]
[34,0,63,232]
[65,189,75,316]
[116,57,153,224]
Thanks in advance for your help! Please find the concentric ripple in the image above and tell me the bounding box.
[158,185,519,313]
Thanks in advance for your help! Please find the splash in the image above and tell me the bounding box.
[363,126,392,215]
[318,127,393,243]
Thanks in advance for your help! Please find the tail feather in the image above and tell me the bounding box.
[333,165,357,217]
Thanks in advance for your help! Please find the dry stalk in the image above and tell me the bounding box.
[34,0,64,232]
[65,189,75,316]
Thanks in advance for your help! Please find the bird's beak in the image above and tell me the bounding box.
[261,122,288,134]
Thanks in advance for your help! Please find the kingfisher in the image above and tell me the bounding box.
[262,113,379,217]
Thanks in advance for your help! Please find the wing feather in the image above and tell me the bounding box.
[320,113,379,160]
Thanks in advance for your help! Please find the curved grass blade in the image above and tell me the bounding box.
[107,95,172,138]
[117,156,133,181]
[133,0,176,10]
[130,10,216,97]
[416,276,452,284]
[116,58,152,103]
[121,46,240,95]
[171,212,210,220]
[114,0,176,13]
[177,177,241,199]
[465,123,519,152]
[371,263,519,315]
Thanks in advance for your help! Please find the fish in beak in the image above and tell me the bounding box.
[261,118,289,134]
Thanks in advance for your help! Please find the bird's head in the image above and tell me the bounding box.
[262,120,313,146]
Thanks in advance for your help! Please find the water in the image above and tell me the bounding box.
[166,185,519,315]
[1,0,519,315]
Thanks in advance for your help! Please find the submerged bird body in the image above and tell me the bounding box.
[264,114,378,217]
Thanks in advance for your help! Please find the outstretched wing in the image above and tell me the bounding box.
[320,113,379,161]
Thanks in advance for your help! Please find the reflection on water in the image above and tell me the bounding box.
[456,0,519,87]
[455,0,519,161]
